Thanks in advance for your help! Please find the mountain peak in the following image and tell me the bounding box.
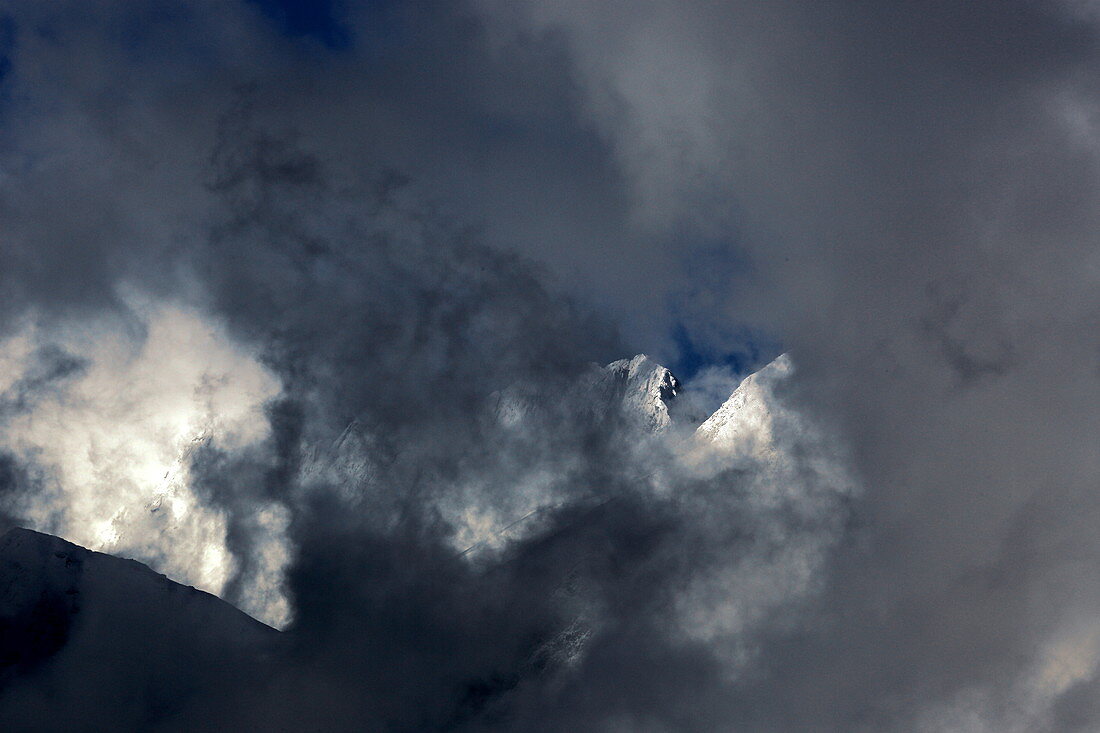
[692,353,793,461]
[603,354,681,433]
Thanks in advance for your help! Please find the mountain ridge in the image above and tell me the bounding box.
[0,525,278,724]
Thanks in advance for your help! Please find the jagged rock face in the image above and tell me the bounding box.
[0,528,278,727]
[489,354,681,436]
[600,354,681,433]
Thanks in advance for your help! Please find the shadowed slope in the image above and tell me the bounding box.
[0,528,278,729]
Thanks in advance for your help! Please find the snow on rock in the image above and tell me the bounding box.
[491,354,681,435]
[690,353,793,466]
[466,355,682,554]
[600,354,681,433]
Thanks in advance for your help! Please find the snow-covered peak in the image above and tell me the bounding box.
[490,354,682,435]
[692,353,793,463]
[602,354,681,433]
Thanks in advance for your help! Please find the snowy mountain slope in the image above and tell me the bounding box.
[0,527,278,723]
[690,353,794,465]
[490,353,682,437]
[598,354,681,433]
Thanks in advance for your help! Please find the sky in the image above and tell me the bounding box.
[0,0,1099,730]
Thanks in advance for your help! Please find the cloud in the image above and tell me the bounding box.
[0,297,286,624]
[472,0,1100,728]
[0,0,1097,729]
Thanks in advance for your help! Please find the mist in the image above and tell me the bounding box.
[0,1,1098,730]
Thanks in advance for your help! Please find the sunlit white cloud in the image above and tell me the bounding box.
[0,297,288,626]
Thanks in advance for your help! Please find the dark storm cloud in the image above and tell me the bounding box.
[0,0,1098,730]
[0,3,801,729]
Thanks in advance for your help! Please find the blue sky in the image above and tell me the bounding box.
[249,0,351,48]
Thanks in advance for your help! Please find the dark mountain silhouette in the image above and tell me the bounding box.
[0,528,278,729]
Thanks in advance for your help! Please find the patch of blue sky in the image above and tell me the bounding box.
[667,237,782,380]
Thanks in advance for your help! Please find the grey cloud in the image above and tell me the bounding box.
[0,0,1097,730]
[0,346,86,415]
[475,0,1100,729]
